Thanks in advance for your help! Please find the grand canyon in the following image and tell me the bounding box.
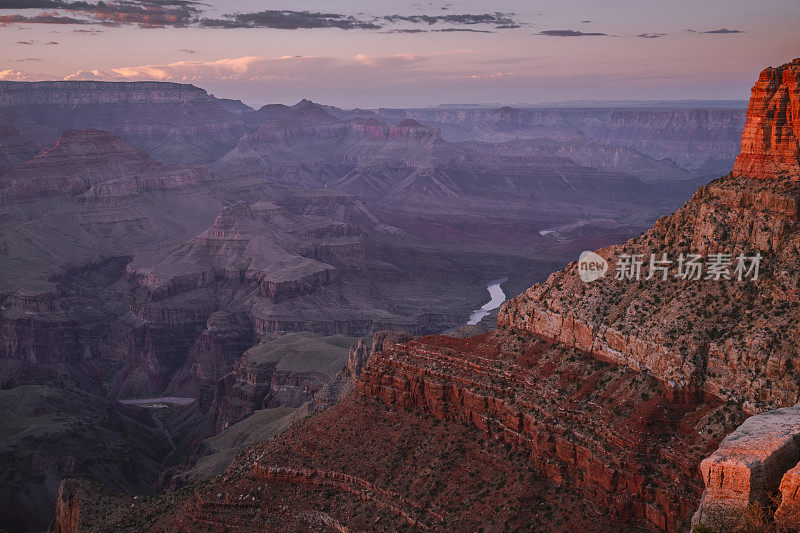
[1,1,799,531]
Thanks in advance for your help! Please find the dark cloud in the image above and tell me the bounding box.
[581,20,591,23]
[82,1,202,28]
[199,10,381,30]
[381,28,428,34]
[383,12,515,26]
[178,47,197,53]
[0,1,203,28]
[0,12,90,24]
[0,1,92,7]
[704,28,744,34]
[538,29,607,37]
[0,2,519,32]
[46,40,58,43]
[435,27,493,33]
[637,33,666,38]
[16,40,34,44]
[686,28,745,34]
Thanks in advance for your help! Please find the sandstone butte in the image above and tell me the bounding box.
[733,58,800,180]
[51,58,800,533]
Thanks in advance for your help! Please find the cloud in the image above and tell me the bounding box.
[46,40,59,44]
[16,40,34,44]
[703,28,744,34]
[383,13,515,26]
[78,0,201,28]
[687,28,745,34]
[178,48,197,53]
[381,28,428,34]
[60,53,467,84]
[0,1,203,28]
[538,29,607,37]
[436,28,493,33]
[0,69,30,80]
[0,3,520,32]
[63,68,107,80]
[199,10,380,30]
[0,1,89,7]
[0,12,89,25]
[637,33,666,38]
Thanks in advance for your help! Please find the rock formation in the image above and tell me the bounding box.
[312,329,415,407]
[692,406,800,530]
[775,461,800,526]
[209,332,357,432]
[0,81,245,164]
[499,174,800,413]
[372,104,747,175]
[0,129,210,204]
[0,113,37,175]
[733,58,800,180]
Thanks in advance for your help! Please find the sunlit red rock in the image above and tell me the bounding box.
[733,58,800,180]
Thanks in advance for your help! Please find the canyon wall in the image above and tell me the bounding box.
[356,333,734,531]
[0,81,245,164]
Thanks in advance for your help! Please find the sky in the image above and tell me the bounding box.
[0,0,798,108]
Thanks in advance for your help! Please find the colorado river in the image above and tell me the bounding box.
[118,397,195,408]
[467,278,508,325]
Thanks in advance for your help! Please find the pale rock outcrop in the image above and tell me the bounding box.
[692,406,800,530]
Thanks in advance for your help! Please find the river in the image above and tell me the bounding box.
[118,396,195,408]
[467,278,508,325]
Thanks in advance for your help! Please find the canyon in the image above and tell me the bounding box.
[40,58,800,532]
[0,63,775,531]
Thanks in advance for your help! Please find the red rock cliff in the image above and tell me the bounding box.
[733,58,800,179]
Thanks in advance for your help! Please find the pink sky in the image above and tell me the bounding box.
[1,0,798,107]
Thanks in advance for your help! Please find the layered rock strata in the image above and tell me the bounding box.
[356,332,736,531]
[733,58,800,180]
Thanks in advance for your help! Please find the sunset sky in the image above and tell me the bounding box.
[1,0,798,107]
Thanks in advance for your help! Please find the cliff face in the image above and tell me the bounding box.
[208,332,356,433]
[0,81,245,164]
[357,333,734,531]
[0,129,210,204]
[733,58,800,180]
[377,105,747,175]
[0,114,37,175]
